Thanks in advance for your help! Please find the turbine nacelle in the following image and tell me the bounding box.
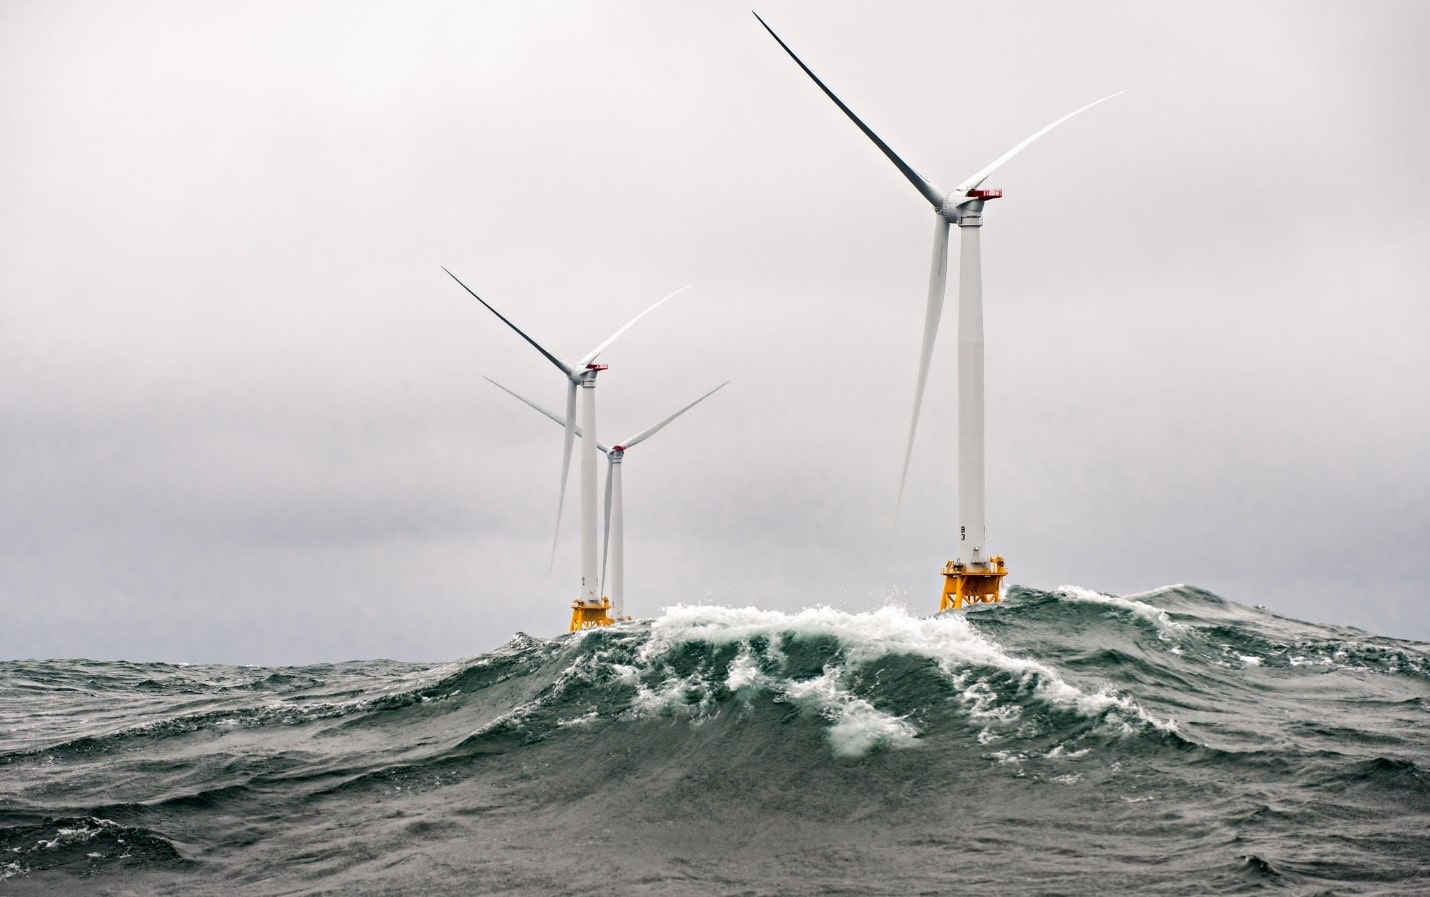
[940,198,982,224]
[938,188,1003,224]
[577,365,604,386]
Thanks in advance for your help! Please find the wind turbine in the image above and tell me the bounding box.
[754,12,1120,611]
[485,377,727,622]
[444,268,689,629]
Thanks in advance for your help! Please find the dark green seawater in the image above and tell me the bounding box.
[2,585,1427,895]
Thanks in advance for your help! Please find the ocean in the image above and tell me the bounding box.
[2,585,1427,895]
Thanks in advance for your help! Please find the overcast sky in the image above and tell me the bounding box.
[3,1,1426,663]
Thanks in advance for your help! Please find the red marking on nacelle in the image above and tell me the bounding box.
[586,363,609,371]
[966,188,1003,199]
[613,445,626,452]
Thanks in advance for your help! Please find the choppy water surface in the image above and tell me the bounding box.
[2,585,1428,895]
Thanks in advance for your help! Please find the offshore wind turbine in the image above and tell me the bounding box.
[486,377,727,622]
[754,12,1120,611]
[445,268,688,629]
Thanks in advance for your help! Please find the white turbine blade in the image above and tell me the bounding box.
[619,381,729,450]
[896,215,951,517]
[444,268,574,377]
[600,454,613,599]
[952,91,1125,194]
[579,285,692,367]
[485,377,566,429]
[753,12,945,211]
[485,377,613,453]
[550,379,579,572]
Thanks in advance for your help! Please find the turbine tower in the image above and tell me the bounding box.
[486,378,727,621]
[445,268,688,629]
[754,13,1119,611]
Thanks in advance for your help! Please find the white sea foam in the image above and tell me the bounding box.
[1054,585,1188,638]
[961,677,1023,723]
[628,670,715,718]
[647,604,1043,679]
[556,711,599,728]
[723,649,765,692]
[638,604,1177,752]
[782,668,919,758]
[35,818,119,851]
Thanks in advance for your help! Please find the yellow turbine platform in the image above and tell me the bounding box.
[568,597,615,632]
[940,555,1008,612]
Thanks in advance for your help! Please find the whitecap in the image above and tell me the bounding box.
[1054,585,1188,638]
[644,603,1178,742]
[782,667,919,758]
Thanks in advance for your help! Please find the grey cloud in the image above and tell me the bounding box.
[2,0,1426,662]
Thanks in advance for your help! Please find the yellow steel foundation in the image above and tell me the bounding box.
[940,555,1008,612]
[568,597,615,632]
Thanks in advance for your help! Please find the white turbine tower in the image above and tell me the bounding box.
[754,13,1120,611]
[445,268,689,629]
[485,378,727,622]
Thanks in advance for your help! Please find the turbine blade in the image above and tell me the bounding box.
[485,377,567,429]
[444,268,574,377]
[896,215,951,517]
[600,454,613,599]
[579,285,692,367]
[550,379,579,573]
[753,12,945,210]
[953,91,1125,194]
[485,377,613,453]
[619,381,729,450]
